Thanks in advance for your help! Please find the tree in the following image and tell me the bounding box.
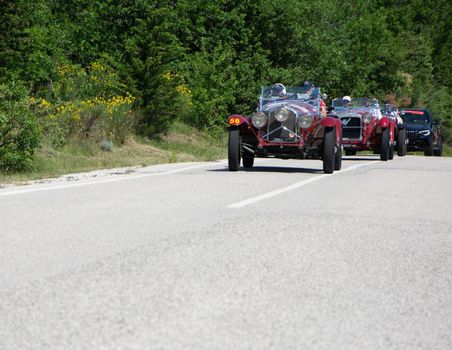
[125,5,186,135]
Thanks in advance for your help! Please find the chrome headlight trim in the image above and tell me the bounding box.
[419,129,431,136]
[275,107,289,122]
[362,112,372,124]
[252,112,268,128]
[298,113,313,128]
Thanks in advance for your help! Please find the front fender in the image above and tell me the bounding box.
[320,116,337,128]
[335,119,342,145]
[228,114,249,127]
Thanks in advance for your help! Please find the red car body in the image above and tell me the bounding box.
[330,98,395,161]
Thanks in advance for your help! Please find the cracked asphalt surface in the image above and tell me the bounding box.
[1,156,451,349]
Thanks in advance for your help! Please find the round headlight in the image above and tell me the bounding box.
[362,112,372,124]
[275,107,289,122]
[298,113,313,128]
[252,112,268,128]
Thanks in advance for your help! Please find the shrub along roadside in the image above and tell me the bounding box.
[0,82,42,172]
[0,122,226,184]
[35,62,137,147]
[0,61,138,175]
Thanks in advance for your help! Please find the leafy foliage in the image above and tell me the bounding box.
[124,6,188,136]
[0,82,42,172]
[34,62,136,146]
[0,0,451,173]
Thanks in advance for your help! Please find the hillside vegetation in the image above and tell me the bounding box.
[0,122,226,184]
[1,0,451,174]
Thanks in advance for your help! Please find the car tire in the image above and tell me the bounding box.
[323,127,335,174]
[397,128,407,157]
[434,137,443,157]
[334,128,342,171]
[345,150,356,156]
[380,127,390,161]
[228,127,241,171]
[243,154,254,168]
[424,142,434,156]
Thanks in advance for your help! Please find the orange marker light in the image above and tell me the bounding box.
[229,118,240,125]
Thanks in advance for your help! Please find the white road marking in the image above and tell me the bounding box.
[0,163,225,197]
[227,161,377,208]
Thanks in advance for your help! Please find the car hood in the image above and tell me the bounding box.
[335,108,369,117]
[405,124,430,131]
[261,100,318,115]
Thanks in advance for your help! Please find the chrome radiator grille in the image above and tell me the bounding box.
[341,116,362,140]
[406,130,417,142]
[265,112,298,142]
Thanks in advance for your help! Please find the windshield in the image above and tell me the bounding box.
[332,98,379,108]
[399,110,429,124]
[259,86,322,109]
[381,104,396,114]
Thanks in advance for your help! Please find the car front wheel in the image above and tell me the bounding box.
[228,127,241,171]
[380,127,390,161]
[243,154,254,168]
[397,128,407,156]
[323,127,335,174]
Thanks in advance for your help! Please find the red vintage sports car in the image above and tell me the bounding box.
[227,84,342,173]
[330,97,395,161]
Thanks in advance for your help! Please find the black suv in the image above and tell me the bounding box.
[398,108,442,156]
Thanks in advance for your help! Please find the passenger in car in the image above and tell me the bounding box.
[342,95,352,107]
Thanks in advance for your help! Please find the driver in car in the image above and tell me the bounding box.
[342,95,352,107]
[270,83,287,98]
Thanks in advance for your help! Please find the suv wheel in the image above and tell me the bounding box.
[424,140,434,156]
[323,127,335,174]
[434,137,443,157]
[380,128,390,161]
[228,127,241,171]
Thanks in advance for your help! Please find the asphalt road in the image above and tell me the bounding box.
[1,155,451,350]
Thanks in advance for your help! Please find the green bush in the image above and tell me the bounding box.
[425,86,452,144]
[34,62,136,146]
[0,82,42,172]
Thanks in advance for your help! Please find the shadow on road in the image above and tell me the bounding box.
[210,155,381,173]
[209,166,324,174]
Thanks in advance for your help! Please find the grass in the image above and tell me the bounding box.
[0,122,227,185]
[442,144,452,157]
[404,143,452,157]
[149,122,228,161]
